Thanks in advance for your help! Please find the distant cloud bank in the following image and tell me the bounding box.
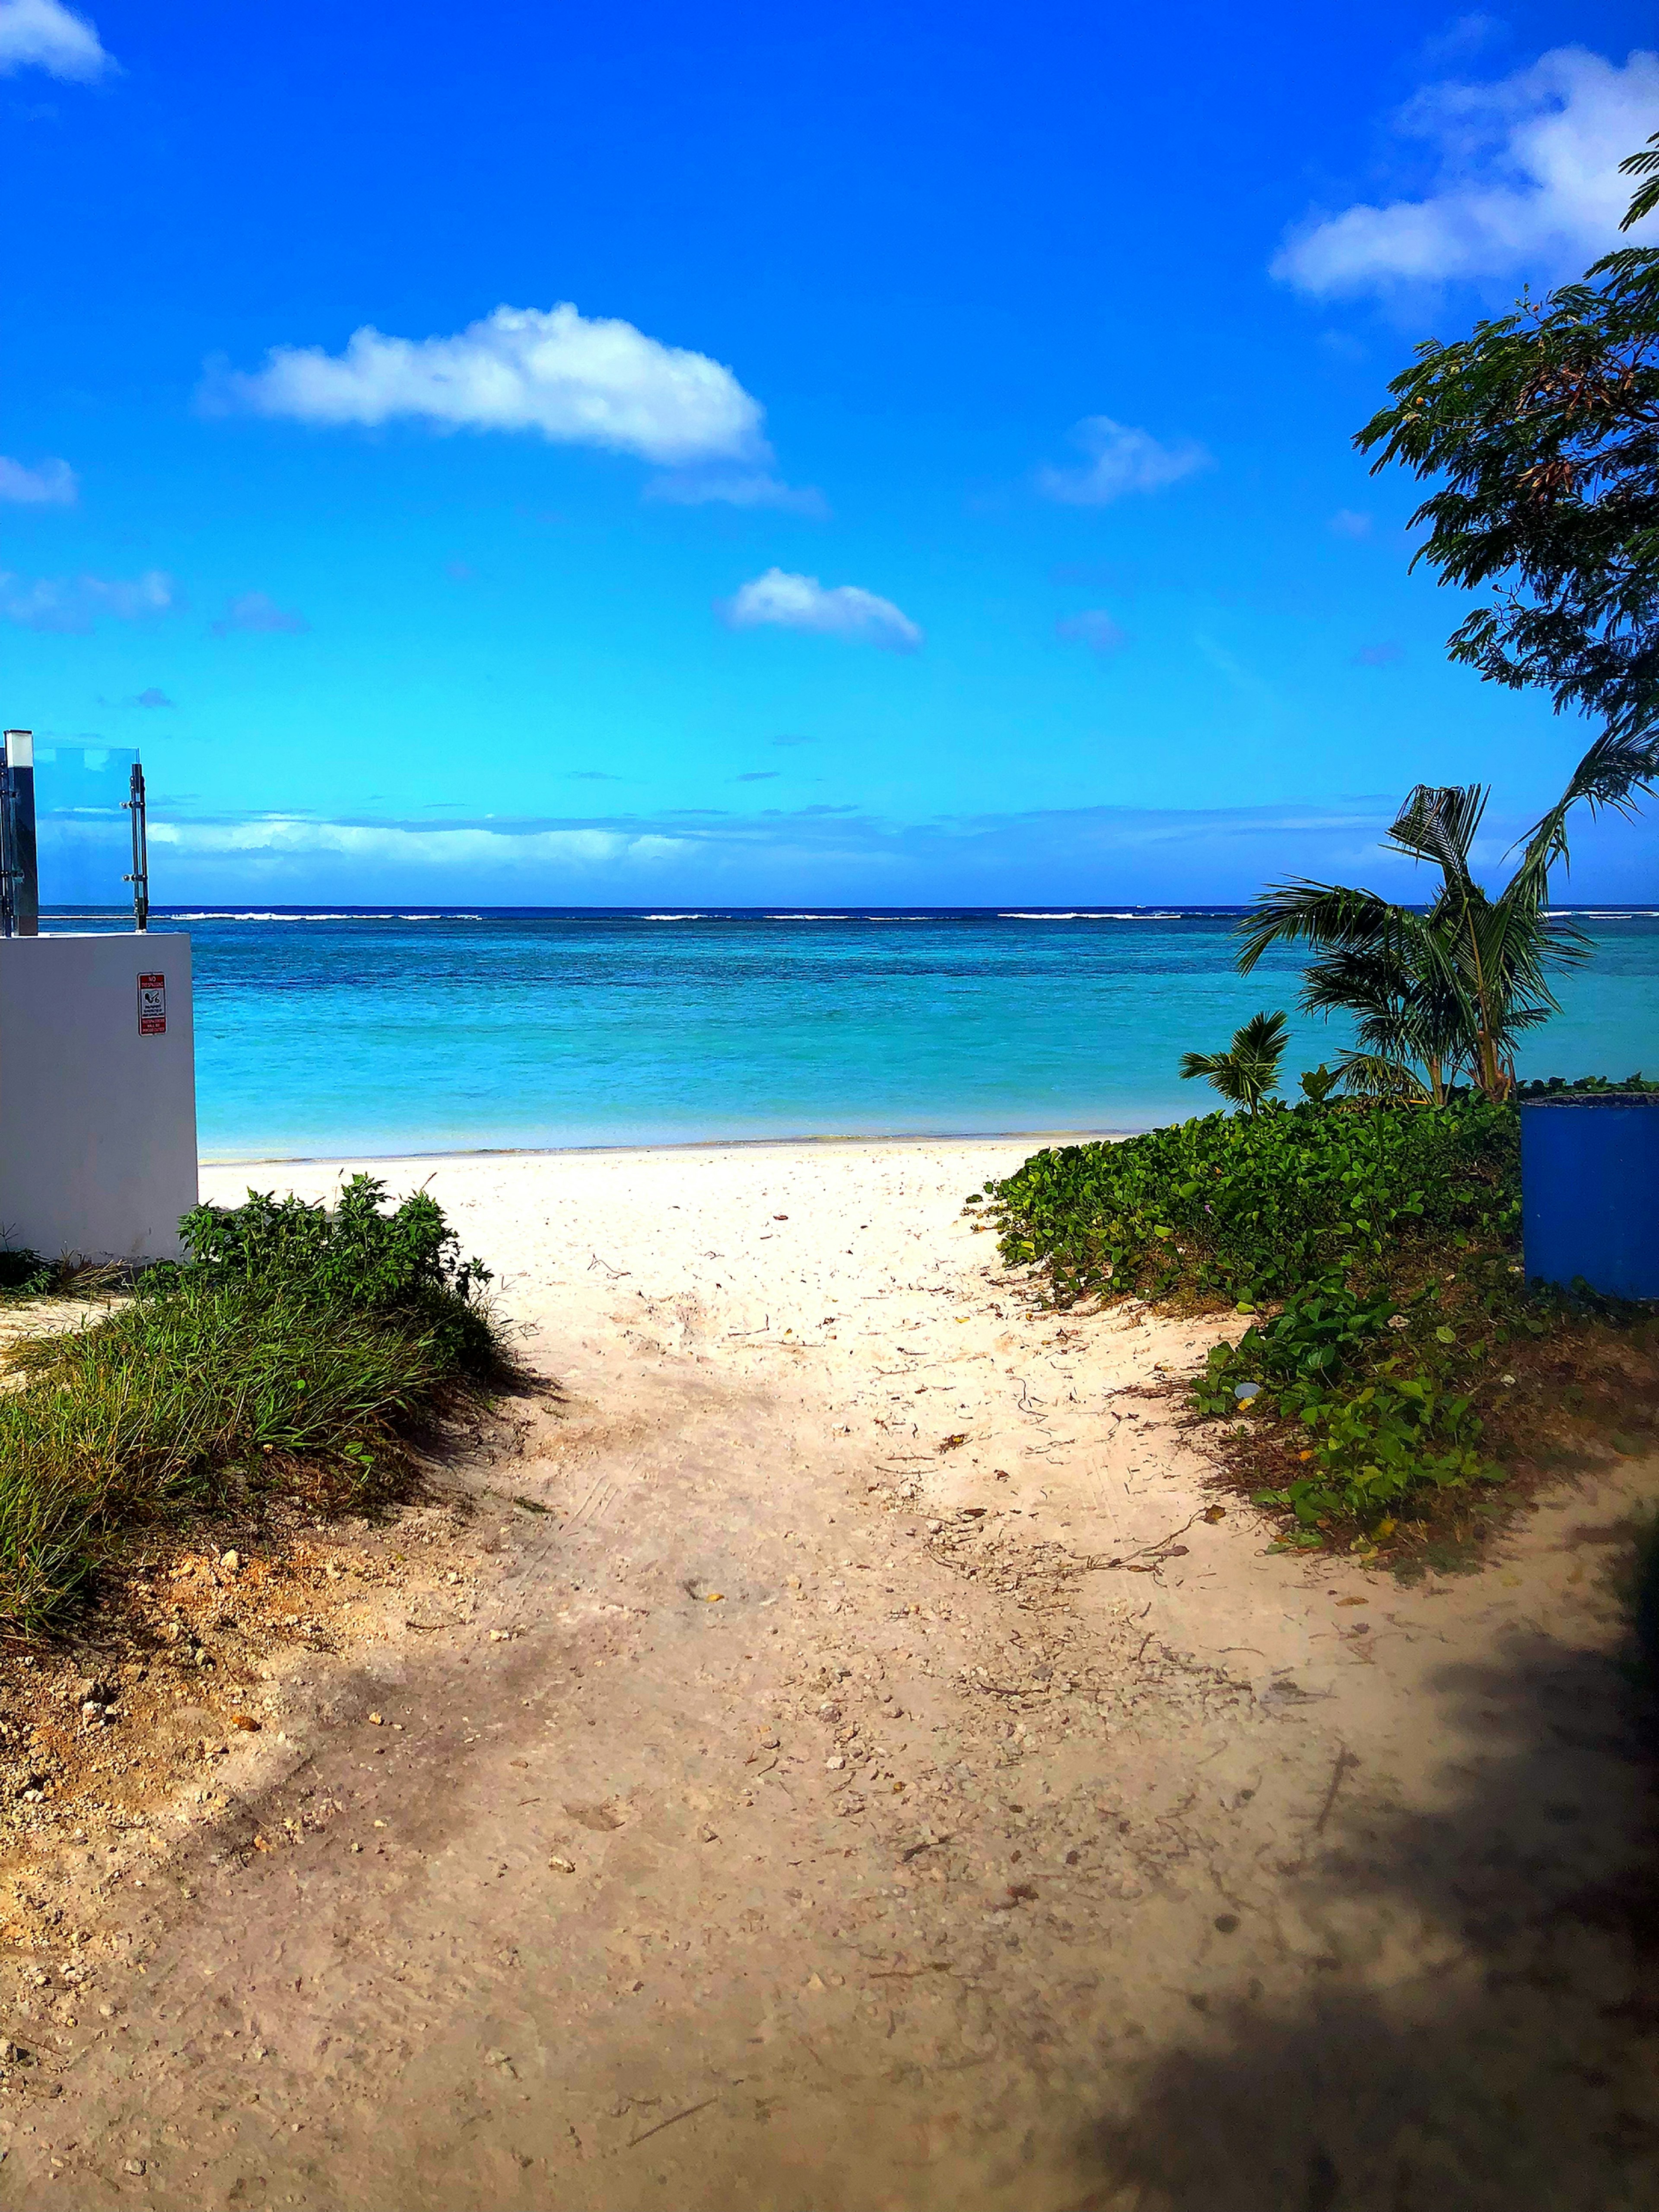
[719,569,923,653]
[1037,416,1211,505]
[0,0,111,81]
[208,303,811,505]
[107,794,1659,907]
[1275,45,1659,296]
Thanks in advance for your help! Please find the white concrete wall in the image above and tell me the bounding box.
[0,933,198,1262]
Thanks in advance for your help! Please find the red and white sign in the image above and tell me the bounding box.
[137,972,167,1036]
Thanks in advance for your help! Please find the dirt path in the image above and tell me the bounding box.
[3,1141,1656,2209]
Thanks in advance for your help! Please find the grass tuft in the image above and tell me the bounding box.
[0,1178,503,1632]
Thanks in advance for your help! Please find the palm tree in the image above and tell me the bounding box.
[1236,731,1659,1100]
[1179,1010,1288,1114]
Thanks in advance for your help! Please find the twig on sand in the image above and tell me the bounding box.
[1313,1748,1361,1834]
[626,2096,720,2151]
[1081,1513,1201,1574]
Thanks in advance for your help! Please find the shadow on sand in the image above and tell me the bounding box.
[1074,1594,1659,2212]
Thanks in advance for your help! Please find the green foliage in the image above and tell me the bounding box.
[0,1250,50,1296]
[158,1176,495,1368]
[987,1094,1519,1309]
[990,1097,1546,1535]
[1355,140,1659,744]
[1298,1064,1341,1105]
[1624,130,1659,230]
[169,1175,490,1308]
[1192,1277,1500,1527]
[0,1183,502,1630]
[1516,1071,1659,1098]
[1178,1009,1288,1115]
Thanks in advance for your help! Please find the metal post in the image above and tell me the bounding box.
[3,731,37,936]
[0,736,16,940]
[123,762,149,933]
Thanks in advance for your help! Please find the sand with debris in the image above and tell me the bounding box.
[0,1136,1653,2209]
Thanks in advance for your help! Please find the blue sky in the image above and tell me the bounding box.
[4,0,1659,904]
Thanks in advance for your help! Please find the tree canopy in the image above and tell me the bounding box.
[1355,134,1659,744]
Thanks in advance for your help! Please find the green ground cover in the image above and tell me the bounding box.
[983,1093,1659,1554]
[0,1178,500,1631]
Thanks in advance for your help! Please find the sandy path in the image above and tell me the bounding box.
[4,1139,1656,2209]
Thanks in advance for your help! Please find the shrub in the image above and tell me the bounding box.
[980,1095,1645,1543]
[167,1175,490,1306]
[987,1096,1519,1309]
[157,1176,495,1367]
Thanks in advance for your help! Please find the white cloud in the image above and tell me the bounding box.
[719,568,923,653]
[0,0,110,79]
[0,455,76,505]
[212,303,770,470]
[643,469,826,515]
[1036,416,1211,505]
[0,569,173,633]
[1274,46,1659,296]
[1055,609,1127,654]
[210,591,307,639]
[1329,509,1373,539]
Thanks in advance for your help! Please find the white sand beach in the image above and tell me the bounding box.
[10,1136,1656,2207]
[203,1135,1257,1657]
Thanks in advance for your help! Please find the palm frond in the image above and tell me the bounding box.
[1179,1011,1289,1113]
[1237,880,1404,972]
[1508,730,1659,890]
[1384,783,1487,884]
[1336,1052,1434,1103]
[1235,732,1643,1100]
[1233,1010,1289,1062]
[1178,1051,1228,1081]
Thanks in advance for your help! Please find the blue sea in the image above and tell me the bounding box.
[47,906,1659,1161]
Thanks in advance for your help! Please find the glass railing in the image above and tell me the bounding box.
[5,736,149,932]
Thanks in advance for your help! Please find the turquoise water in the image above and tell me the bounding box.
[49,906,1659,1160]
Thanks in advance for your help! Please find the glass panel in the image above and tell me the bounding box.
[32,742,141,918]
